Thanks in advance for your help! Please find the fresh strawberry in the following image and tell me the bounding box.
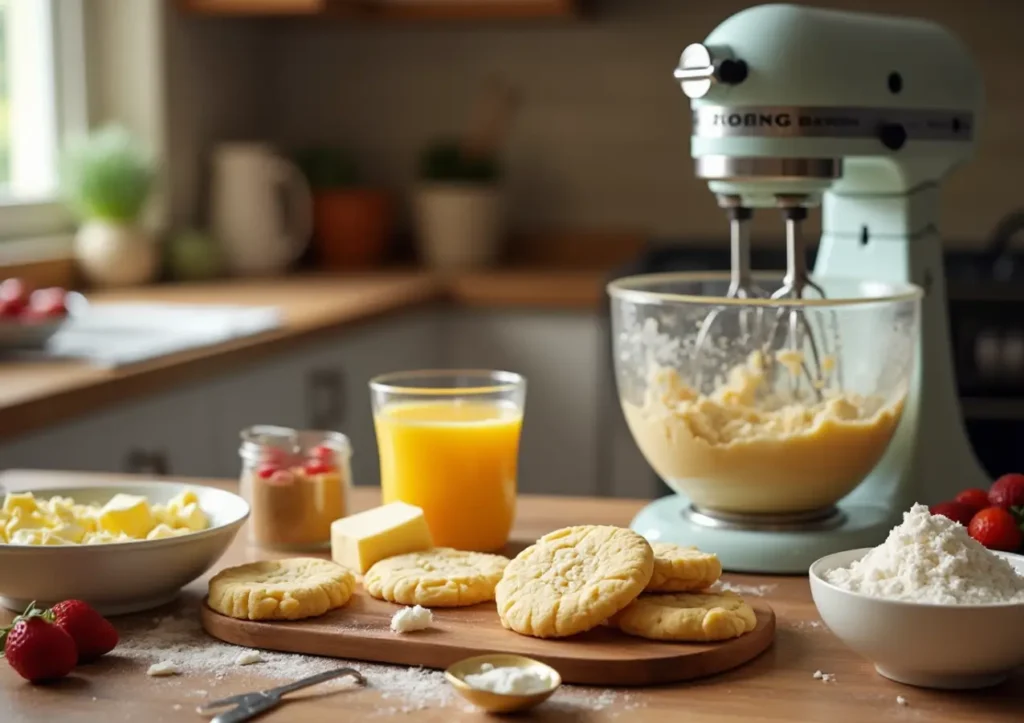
[0,603,77,682]
[27,287,66,318]
[954,488,991,513]
[50,600,118,663]
[304,461,334,476]
[0,298,24,319]
[968,507,1024,552]
[928,501,975,527]
[0,278,31,305]
[989,473,1024,511]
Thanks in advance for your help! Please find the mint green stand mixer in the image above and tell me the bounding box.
[621,4,991,574]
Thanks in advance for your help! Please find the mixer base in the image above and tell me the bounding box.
[631,494,899,574]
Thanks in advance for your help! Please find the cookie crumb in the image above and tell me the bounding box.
[897,696,908,706]
[234,649,263,666]
[147,661,182,677]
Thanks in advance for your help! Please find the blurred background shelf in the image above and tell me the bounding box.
[178,0,579,20]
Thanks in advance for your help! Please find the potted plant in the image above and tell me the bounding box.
[295,146,392,269]
[62,126,159,288]
[413,79,518,272]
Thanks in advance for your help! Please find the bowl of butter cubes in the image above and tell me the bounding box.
[0,481,249,615]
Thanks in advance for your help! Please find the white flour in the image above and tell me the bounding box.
[464,663,552,695]
[825,504,1024,604]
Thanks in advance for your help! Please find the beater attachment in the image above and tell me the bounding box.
[764,202,834,396]
[692,197,768,385]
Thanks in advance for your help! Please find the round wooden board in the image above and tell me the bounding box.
[201,591,775,686]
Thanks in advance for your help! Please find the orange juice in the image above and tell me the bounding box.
[375,399,522,551]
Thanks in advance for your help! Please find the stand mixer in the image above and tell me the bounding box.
[623,3,991,573]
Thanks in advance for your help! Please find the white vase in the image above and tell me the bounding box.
[413,183,502,271]
[74,220,159,288]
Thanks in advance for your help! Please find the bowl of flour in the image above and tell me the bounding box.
[809,504,1024,690]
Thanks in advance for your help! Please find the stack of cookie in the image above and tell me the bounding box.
[206,528,757,645]
[207,547,513,621]
[496,526,757,642]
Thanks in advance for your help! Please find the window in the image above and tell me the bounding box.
[0,0,86,245]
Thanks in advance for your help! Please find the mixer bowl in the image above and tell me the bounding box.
[608,272,922,517]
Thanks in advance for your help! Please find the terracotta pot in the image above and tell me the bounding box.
[311,188,392,269]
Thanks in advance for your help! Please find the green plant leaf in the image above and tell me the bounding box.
[294,147,361,189]
[419,139,499,183]
[61,125,155,223]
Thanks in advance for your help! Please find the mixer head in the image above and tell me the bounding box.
[676,4,980,397]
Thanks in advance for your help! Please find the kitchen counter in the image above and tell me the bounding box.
[0,470,1020,723]
[0,270,609,440]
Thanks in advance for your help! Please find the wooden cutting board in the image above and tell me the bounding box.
[201,591,775,686]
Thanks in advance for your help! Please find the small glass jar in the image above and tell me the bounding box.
[239,425,352,551]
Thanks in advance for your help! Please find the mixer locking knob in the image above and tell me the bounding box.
[674,43,747,99]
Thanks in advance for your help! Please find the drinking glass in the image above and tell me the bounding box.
[370,370,526,552]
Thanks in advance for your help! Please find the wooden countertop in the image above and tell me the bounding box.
[0,270,610,441]
[0,470,1020,723]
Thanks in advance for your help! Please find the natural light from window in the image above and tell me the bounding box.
[0,0,84,246]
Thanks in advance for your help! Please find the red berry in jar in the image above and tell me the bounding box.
[268,469,296,486]
[261,447,290,466]
[304,461,335,476]
[255,464,279,480]
[309,444,335,462]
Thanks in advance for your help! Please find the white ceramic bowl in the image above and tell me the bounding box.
[810,547,1024,689]
[0,481,248,615]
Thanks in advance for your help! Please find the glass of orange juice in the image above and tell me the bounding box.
[370,370,526,552]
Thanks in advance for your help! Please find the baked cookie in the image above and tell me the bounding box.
[611,591,756,642]
[364,547,509,607]
[646,543,722,592]
[495,525,654,638]
[208,558,356,621]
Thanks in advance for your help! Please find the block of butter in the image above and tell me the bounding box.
[330,502,433,574]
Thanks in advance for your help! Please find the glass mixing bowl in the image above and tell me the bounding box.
[608,272,922,517]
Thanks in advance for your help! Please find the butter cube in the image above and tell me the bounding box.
[52,521,87,544]
[152,503,173,526]
[168,489,199,510]
[6,510,50,538]
[173,502,208,532]
[99,494,155,539]
[146,524,189,540]
[330,502,433,574]
[3,492,38,516]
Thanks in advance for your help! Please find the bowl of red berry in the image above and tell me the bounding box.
[929,473,1024,554]
[0,277,85,350]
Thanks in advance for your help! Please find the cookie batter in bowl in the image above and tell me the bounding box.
[623,353,905,514]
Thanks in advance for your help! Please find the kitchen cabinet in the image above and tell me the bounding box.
[444,309,600,496]
[178,0,577,20]
[205,309,444,485]
[0,383,216,478]
[0,307,614,498]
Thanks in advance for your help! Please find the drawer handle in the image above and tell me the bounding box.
[306,368,346,430]
[124,449,170,476]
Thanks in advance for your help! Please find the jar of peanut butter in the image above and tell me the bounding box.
[239,425,351,551]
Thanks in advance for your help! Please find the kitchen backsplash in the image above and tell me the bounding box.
[165,0,1023,249]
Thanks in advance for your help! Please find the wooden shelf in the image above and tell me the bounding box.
[179,0,326,15]
[179,0,577,20]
